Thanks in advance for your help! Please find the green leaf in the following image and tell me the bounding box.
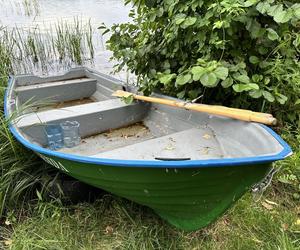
[158,73,176,85]
[102,29,110,35]
[36,190,43,201]
[213,21,224,29]
[234,74,250,84]
[233,84,248,93]
[175,14,187,25]
[181,17,197,28]
[175,18,186,25]
[122,95,134,104]
[214,67,228,80]
[263,91,275,102]
[266,28,279,41]
[248,83,260,90]
[244,0,259,7]
[246,19,264,38]
[233,83,259,92]
[292,4,300,19]
[191,66,206,81]
[252,74,263,82]
[249,56,259,64]
[258,46,268,55]
[274,10,292,23]
[249,89,263,98]
[256,1,270,14]
[276,93,288,104]
[295,99,300,105]
[175,74,192,86]
[221,78,233,88]
[200,72,218,87]
[188,89,201,99]
[267,4,283,17]
[177,90,186,99]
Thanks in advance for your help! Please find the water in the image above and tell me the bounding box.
[0,0,132,80]
[0,0,131,28]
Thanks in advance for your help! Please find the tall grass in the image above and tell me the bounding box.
[0,18,95,75]
[0,18,96,217]
[0,0,40,17]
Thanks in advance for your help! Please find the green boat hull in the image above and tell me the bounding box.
[40,153,271,231]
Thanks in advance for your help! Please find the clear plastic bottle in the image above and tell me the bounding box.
[60,121,81,148]
[45,124,64,150]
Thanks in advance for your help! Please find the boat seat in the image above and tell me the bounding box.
[15,77,97,104]
[17,99,149,146]
[91,128,225,161]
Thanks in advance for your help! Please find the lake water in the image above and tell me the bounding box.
[0,0,132,79]
[0,0,130,27]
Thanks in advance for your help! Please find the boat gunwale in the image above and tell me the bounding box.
[4,69,293,169]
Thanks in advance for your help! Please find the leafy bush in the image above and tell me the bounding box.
[106,0,300,124]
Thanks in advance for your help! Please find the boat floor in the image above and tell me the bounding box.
[58,123,155,156]
[59,123,225,160]
[32,97,97,112]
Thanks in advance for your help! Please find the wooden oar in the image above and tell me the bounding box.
[112,90,277,125]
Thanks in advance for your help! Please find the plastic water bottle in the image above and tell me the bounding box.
[60,121,81,148]
[45,125,64,150]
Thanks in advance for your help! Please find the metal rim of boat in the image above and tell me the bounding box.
[4,77,293,168]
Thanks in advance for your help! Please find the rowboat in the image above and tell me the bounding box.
[4,67,292,231]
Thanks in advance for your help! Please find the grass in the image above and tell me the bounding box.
[0,187,299,249]
[0,6,300,250]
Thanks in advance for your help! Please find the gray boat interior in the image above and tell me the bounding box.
[8,68,284,161]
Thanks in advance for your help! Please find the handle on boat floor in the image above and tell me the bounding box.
[112,90,277,126]
[155,157,191,161]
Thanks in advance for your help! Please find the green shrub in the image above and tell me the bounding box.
[106,0,300,124]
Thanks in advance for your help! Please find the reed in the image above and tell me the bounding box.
[0,0,40,17]
[0,17,96,216]
[0,18,95,74]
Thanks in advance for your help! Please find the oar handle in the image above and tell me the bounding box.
[112,90,277,126]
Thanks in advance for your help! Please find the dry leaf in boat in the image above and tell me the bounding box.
[169,137,176,142]
[200,147,210,155]
[202,134,211,140]
[164,144,175,150]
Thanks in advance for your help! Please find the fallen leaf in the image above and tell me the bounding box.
[4,239,12,246]
[4,220,11,226]
[281,223,289,230]
[252,238,263,244]
[265,199,278,206]
[262,201,274,210]
[202,134,211,139]
[105,226,114,235]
